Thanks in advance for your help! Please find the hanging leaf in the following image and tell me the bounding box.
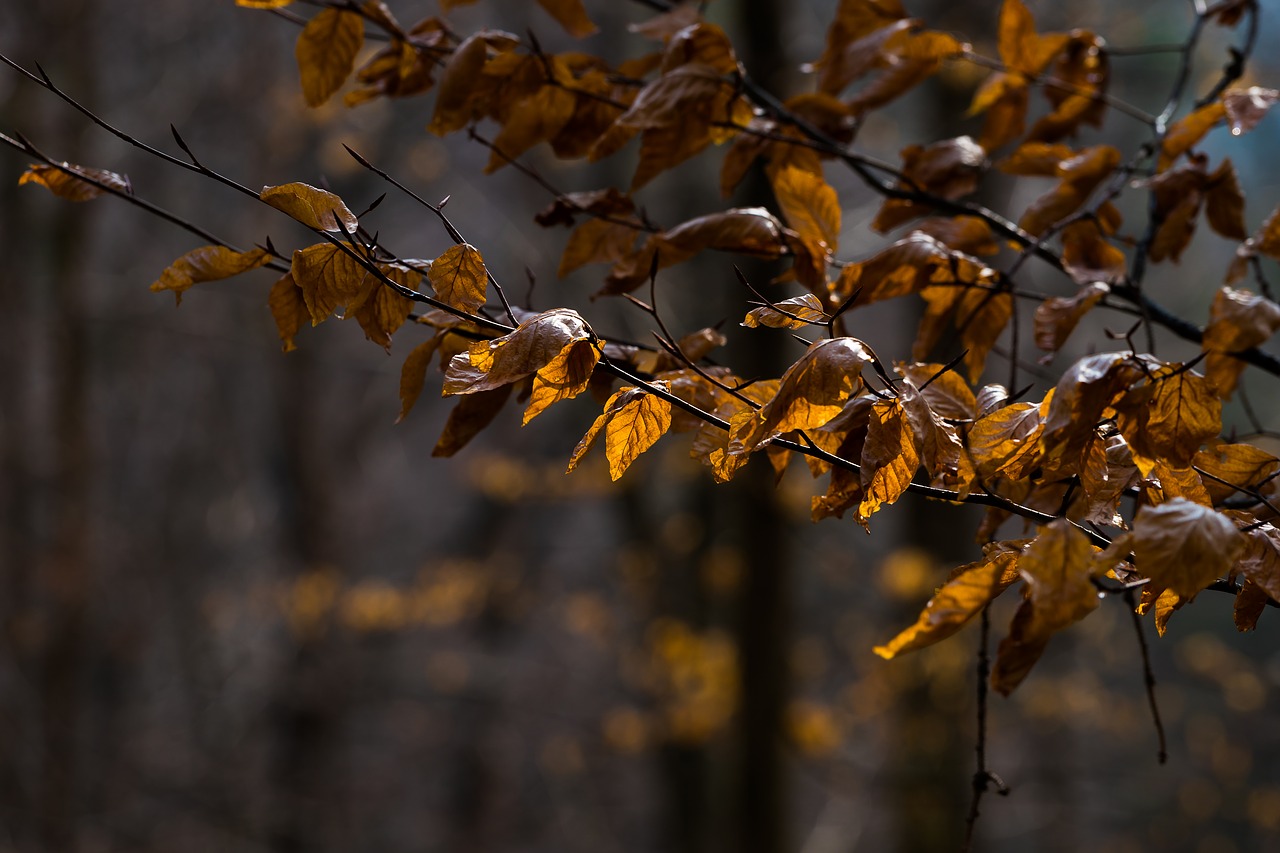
[567,386,674,480]
[428,243,489,313]
[260,182,359,233]
[268,272,308,352]
[1129,499,1244,599]
[290,243,370,324]
[1202,286,1280,398]
[443,308,597,403]
[295,7,364,107]
[742,294,829,330]
[535,0,597,38]
[149,245,271,305]
[874,545,1023,659]
[397,335,444,423]
[772,166,841,254]
[859,397,919,524]
[433,385,514,456]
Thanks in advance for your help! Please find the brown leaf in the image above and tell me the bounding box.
[149,245,271,305]
[1234,579,1268,632]
[237,0,293,7]
[1029,32,1109,142]
[872,136,986,232]
[443,308,595,396]
[1079,430,1138,528]
[896,363,977,421]
[772,166,841,254]
[1148,157,1208,263]
[429,31,517,136]
[558,218,641,278]
[1193,441,1280,504]
[535,0,597,38]
[1061,221,1126,285]
[296,8,364,107]
[997,0,1069,75]
[428,243,488,313]
[352,263,417,348]
[732,338,875,454]
[567,386,673,480]
[1236,524,1280,601]
[806,1,910,96]
[290,243,370,325]
[1130,499,1245,598]
[523,339,600,424]
[845,27,967,116]
[628,3,702,40]
[1015,145,1120,237]
[1159,102,1225,171]
[433,385,513,456]
[397,336,443,423]
[967,395,1048,481]
[874,546,1022,659]
[485,81,578,172]
[1114,364,1222,469]
[915,283,1012,382]
[1040,352,1144,479]
[18,162,131,202]
[1033,282,1108,354]
[742,293,829,330]
[268,272,308,352]
[913,217,999,256]
[991,519,1099,694]
[859,397,919,524]
[1202,286,1280,398]
[1204,158,1248,241]
[260,182,359,233]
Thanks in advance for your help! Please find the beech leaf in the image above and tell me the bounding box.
[1131,499,1244,599]
[428,243,489,313]
[567,386,673,480]
[149,245,271,305]
[261,182,359,233]
[295,8,364,107]
[19,162,131,202]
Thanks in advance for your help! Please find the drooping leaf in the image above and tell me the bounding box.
[535,0,597,38]
[772,166,841,254]
[1130,498,1244,599]
[1113,364,1222,469]
[872,136,986,232]
[295,7,364,107]
[1235,524,1280,602]
[268,272,308,352]
[352,263,417,348]
[398,335,443,423]
[967,394,1049,481]
[874,546,1023,659]
[260,182,359,233]
[433,385,513,456]
[1193,441,1280,504]
[1202,286,1280,398]
[990,519,1099,694]
[859,397,919,524]
[523,339,600,424]
[1061,221,1126,285]
[290,243,371,324]
[428,243,489,313]
[567,386,673,480]
[1234,579,1269,632]
[1033,282,1108,354]
[18,162,131,201]
[731,338,875,454]
[1204,158,1248,241]
[428,31,518,136]
[896,362,977,421]
[1159,102,1225,171]
[149,245,271,305]
[1039,352,1144,479]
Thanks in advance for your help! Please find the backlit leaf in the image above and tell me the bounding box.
[874,546,1022,659]
[1040,352,1144,479]
[772,166,841,254]
[1222,86,1280,135]
[260,182,359,233]
[567,386,673,480]
[149,245,271,305]
[742,293,829,330]
[19,162,131,201]
[1159,102,1225,171]
[967,395,1047,481]
[523,339,600,424]
[732,338,875,454]
[1130,499,1244,599]
[428,243,488,313]
[859,397,919,524]
[1033,282,1108,354]
[1114,365,1221,469]
[1193,441,1280,504]
[1234,579,1268,632]
[1236,524,1280,602]
[237,0,292,7]
[352,263,417,348]
[443,308,594,395]
[296,8,363,107]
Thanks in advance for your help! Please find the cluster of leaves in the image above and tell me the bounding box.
[10,0,1280,707]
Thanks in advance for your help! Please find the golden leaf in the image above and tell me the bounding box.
[352,263,417,348]
[1130,498,1244,599]
[859,397,919,523]
[1204,158,1248,241]
[1040,352,1143,478]
[1028,32,1108,142]
[268,273,308,352]
[433,386,513,457]
[260,182,359,233]
[772,166,841,254]
[524,339,600,424]
[290,243,369,325]
[898,379,973,493]
[295,8,364,107]
[967,397,1046,481]
[567,386,673,481]
[535,0,597,38]
[1235,524,1280,602]
[18,162,131,202]
[442,308,594,395]
[237,0,293,7]
[990,599,1050,695]
[996,0,1069,75]
[732,338,875,454]
[558,219,640,278]
[1193,441,1280,504]
[485,83,578,172]
[914,283,1012,382]
[1115,365,1221,469]
[807,0,909,96]
[896,363,977,421]
[428,243,488,313]
[397,336,443,423]
[429,31,511,136]
[1202,286,1280,398]
[872,136,986,232]
[1159,102,1225,171]
[1016,145,1120,236]
[742,294,829,330]
[149,245,271,305]
[874,548,1022,659]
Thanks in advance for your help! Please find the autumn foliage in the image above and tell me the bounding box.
[7,0,1280,832]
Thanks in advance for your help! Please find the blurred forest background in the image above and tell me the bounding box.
[3,1,1280,851]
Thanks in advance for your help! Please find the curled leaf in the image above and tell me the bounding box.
[19,162,131,201]
[261,182,359,233]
